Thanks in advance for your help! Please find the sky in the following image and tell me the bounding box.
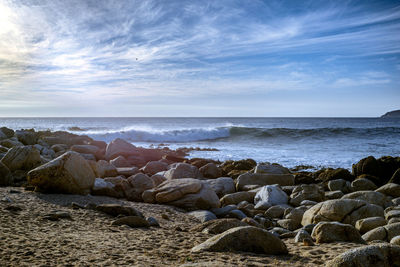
[0,0,399,117]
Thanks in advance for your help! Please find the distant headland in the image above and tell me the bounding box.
[381,110,400,118]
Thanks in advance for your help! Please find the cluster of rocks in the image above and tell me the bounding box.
[1,127,400,265]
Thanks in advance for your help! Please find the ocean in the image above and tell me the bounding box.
[1,117,399,169]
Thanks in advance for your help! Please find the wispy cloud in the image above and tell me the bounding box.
[0,0,399,116]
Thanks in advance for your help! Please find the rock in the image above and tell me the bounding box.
[147,217,160,227]
[352,156,381,180]
[0,162,13,186]
[210,205,237,217]
[328,179,350,192]
[93,160,118,178]
[290,184,325,206]
[389,168,400,184]
[294,173,315,184]
[0,138,23,148]
[277,219,301,231]
[110,156,131,168]
[254,163,290,174]
[111,216,149,228]
[220,191,256,206]
[105,138,139,161]
[71,145,101,158]
[265,205,291,219]
[375,183,400,198]
[141,161,168,176]
[1,146,41,171]
[241,217,262,228]
[391,235,400,245]
[392,197,400,206]
[220,159,256,176]
[96,204,143,217]
[300,200,317,206]
[227,209,247,220]
[125,173,154,201]
[318,168,354,182]
[15,129,37,145]
[311,222,365,244]
[294,229,312,243]
[254,185,288,207]
[355,217,387,234]
[199,163,222,179]
[341,191,392,208]
[203,177,235,198]
[386,209,400,221]
[150,174,166,187]
[42,211,72,221]
[191,218,248,234]
[301,199,384,226]
[326,243,400,267]
[351,178,378,191]
[362,222,400,242]
[236,173,295,191]
[143,178,220,211]
[191,226,288,255]
[51,144,68,153]
[27,151,95,195]
[285,207,306,225]
[0,127,14,138]
[116,167,139,177]
[189,210,217,223]
[164,163,200,180]
[325,190,344,199]
[91,178,122,198]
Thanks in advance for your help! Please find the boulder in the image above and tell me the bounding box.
[264,204,291,219]
[294,229,312,243]
[15,129,37,145]
[188,210,217,222]
[311,222,364,244]
[326,243,400,267]
[386,209,400,221]
[0,138,23,148]
[277,218,301,231]
[389,168,400,184]
[142,178,219,210]
[375,183,400,198]
[325,190,344,199]
[203,177,235,197]
[341,191,392,208]
[126,173,154,201]
[351,178,378,191]
[352,156,381,180]
[0,162,13,186]
[71,145,102,159]
[328,179,350,192]
[93,160,118,178]
[116,167,139,177]
[110,156,131,168]
[254,163,290,174]
[150,174,166,187]
[318,168,354,182]
[1,145,41,171]
[301,199,384,226]
[191,226,288,255]
[0,127,14,138]
[391,235,400,245]
[254,185,288,207]
[236,173,294,191]
[355,217,387,234]
[191,218,248,234]
[141,161,168,176]
[92,178,123,198]
[105,138,139,161]
[290,184,324,206]
[27,151,95,195]
[362,222,400,242]
[164,163,200,179]
[199,163,222,179]
[220,191,256,206]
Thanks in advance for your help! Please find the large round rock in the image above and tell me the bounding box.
[191,226,288,255]
[28,151,95,195]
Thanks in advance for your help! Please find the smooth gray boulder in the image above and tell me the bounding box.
[254,185,288,206]
[191,226,288,255]
[311,222,365,244]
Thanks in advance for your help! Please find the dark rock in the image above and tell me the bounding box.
[318,168,354,182]
[0,161,13,186]
[96,204,143,217]
[111,216,149,228]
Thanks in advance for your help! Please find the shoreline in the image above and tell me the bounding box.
[1,127,400,266]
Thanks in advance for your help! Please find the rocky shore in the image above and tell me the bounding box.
[1,127,400,266]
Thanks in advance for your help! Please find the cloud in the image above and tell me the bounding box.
[0,0,399,115]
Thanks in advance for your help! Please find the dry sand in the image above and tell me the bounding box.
[0,187,363,266]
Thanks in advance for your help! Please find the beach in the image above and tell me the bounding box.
[0,126,400,266]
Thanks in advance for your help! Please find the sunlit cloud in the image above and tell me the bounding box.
[0,0,399,116]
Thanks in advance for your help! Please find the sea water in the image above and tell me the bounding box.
[1,117,399,169]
